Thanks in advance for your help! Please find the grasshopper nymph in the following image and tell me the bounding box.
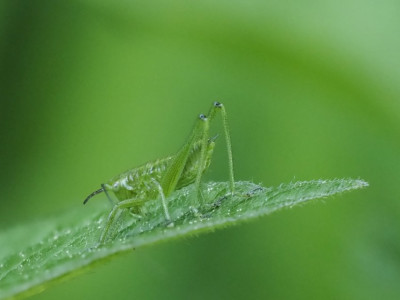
[84,102,235,244]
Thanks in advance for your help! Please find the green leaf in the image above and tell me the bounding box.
[0,179,367,300]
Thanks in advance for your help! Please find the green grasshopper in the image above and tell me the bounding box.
[84,102,234,244]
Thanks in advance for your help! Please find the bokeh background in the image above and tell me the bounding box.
[1,1,400,299]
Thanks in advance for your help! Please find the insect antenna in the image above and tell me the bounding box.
[83,187,104,204]
[208,134,219,143]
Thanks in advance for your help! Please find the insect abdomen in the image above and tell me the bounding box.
[176,139,215,189]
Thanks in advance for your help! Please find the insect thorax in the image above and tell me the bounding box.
[105,157,172,202]
[104,139,215,204]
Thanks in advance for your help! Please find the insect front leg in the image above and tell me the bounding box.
[101,184,117,206]
[99,198,143,244]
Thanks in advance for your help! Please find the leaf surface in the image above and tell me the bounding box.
[0,179,368,299]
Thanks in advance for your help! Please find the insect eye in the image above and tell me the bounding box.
[214,101,222,108]
[199,114,207,120]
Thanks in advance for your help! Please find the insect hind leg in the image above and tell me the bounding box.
[207,102,235,196]
[193,102,235,208]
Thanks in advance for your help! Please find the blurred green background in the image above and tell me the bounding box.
[1,0,400,299]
